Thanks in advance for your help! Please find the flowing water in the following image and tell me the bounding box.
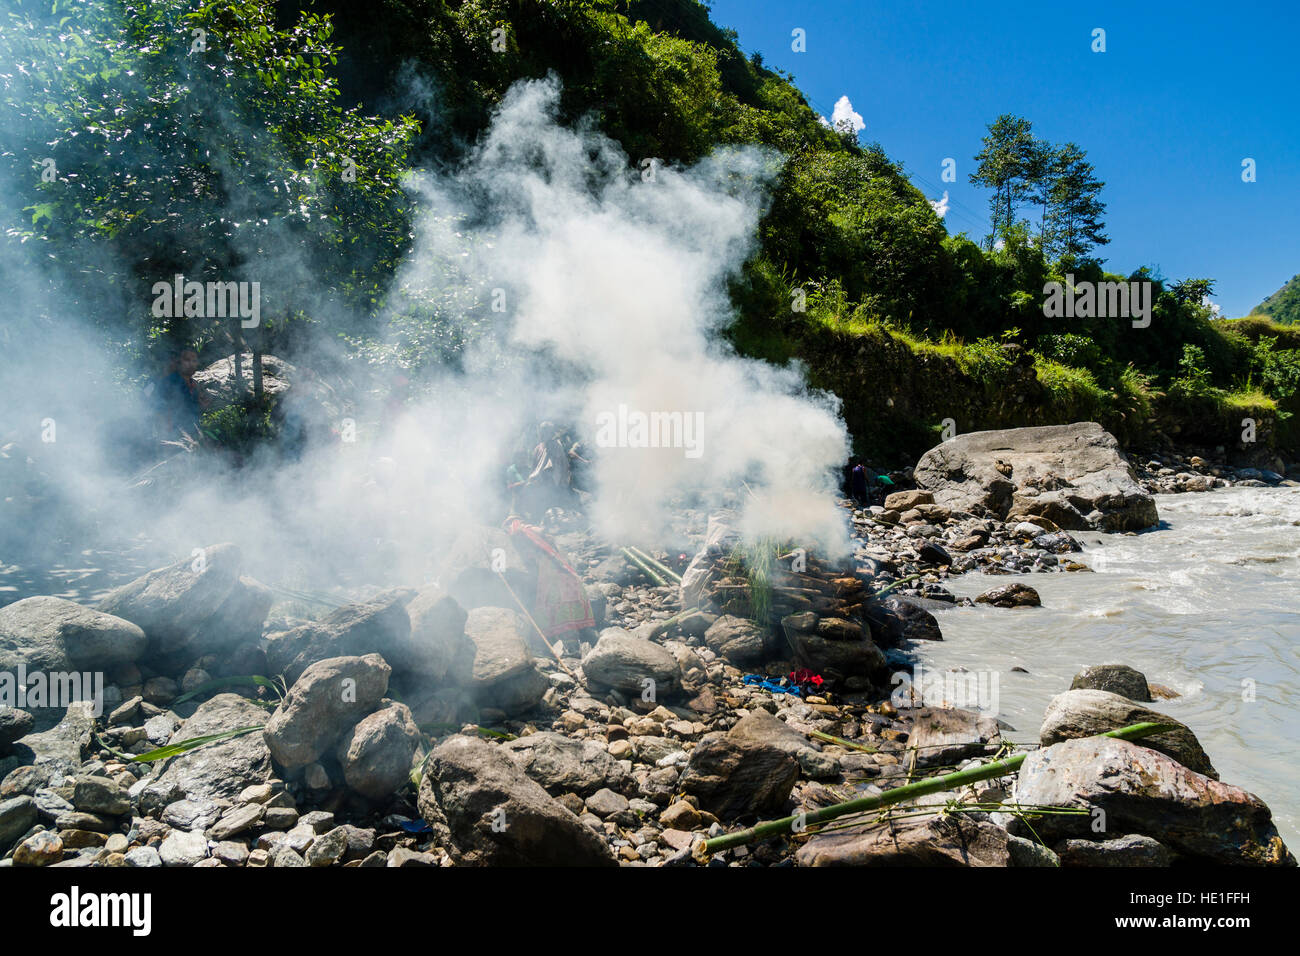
[917,485,1300,848]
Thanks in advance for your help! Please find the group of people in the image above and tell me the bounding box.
[506,421,590,519]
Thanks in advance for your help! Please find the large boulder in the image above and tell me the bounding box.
[500,732,627,797]
[434,526,534,612]
[0,597,147,672]
[907,706,1001,768]
[263,654,391,769]
[913,423,1157,532]
[464,608,548,717]
[782,613,886,678]
[703,615,771,665]
[403,586,473,682]
[679,716,800,819]
[0,709,34,755]
[139,694,272,808]
[1069,664,1151,702]
[335,702,422,800]
[265,596,412,687]
[797,813,1013,867]
[1013,737,1293,866]
[581,628,682,698]
[96,544,270,657]
[9,701,96,774]
[1039,689,1217,778]
[417,735,615,866]
[863,597,943,645]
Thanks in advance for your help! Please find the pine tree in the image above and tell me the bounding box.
[1046,143,1108,260]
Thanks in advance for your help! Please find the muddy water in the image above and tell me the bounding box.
[917,485,1300,848]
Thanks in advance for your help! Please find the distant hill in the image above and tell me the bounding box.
[1254,274,1300,324]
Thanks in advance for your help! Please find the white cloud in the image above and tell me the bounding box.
[929,191,950,218]
[824,95,864,136]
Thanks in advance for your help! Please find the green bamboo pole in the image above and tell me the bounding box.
[621,547,670,586]
[699,721,1176,857]
[628,546,682,584]
[870,572,924,599]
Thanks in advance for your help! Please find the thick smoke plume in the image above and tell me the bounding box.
[2,74,851,595]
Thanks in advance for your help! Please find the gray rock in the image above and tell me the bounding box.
[0,795,37,849]
[140,694,271,807]
[265,597,411,686]
[975,583,1041,608]
[907,707,1001,768]
[305,826,348,866]
[417,734,615,866]
[298,810,335,834]
[403,586,474,681]
[387,847,439,866]
[500,731,626,797]
[679,721,799,820]
[124,846,162,867]
[70,775,131,816]
[13,701,96,774]
[1069,664,1152,702]
[270,844,307,867]
[335,702,421,799]
[159,829,209,866]
[581,627,682,697]
[0,764,50,798]
[144,713,179,745]
[585,788,630,817]
[263,654,391,769]
[1006,834,1060,867]
[1055,834,1173,867]
[1013,737,1293,865]
[797,813,1013,866]
[914,422,1158,531]
[212,841,249,865]
[728,708,819,756]
[0,596,147,672]
[863,597,943,645]
[0,709,34,753]
[1039,689,1216,778]
[207,803,264,840]
[463,608,548,716]
[96,543,268,657]
[783,613,887,677]
[703,615,771,665]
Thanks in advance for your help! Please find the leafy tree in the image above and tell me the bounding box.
[1044,143,1107,261]
[969,114,1039,249]
[1,0,419,365]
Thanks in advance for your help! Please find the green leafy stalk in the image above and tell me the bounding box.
[699,721,1177,857]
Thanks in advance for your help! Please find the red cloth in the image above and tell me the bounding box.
[504,518,595,637]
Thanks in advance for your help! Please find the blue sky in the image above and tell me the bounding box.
[705,0,1298,316]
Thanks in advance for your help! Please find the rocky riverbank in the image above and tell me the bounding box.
[1,423,1294,867]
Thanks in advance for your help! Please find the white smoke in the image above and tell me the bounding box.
[1,75,853,598]
[393,77,852,553]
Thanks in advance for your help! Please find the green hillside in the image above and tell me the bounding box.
[1253,274,1300,325]
[3,0,1297,456]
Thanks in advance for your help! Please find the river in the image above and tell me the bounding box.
[917,485,1300,849]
